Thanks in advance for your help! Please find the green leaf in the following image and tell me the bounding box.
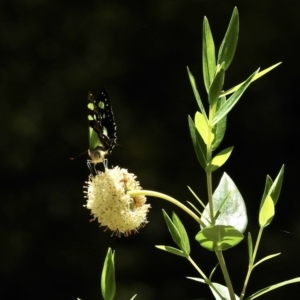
[209,282,240,300]
[202,17,216,93]
[187,278,238,300]
[188,116,207,169]
[245,277,300,300]
[220,63,282,98]
[129,295,137,300]
[209,263,219,281]
[201,173,248,233]
[162,211,190,255]
[187,186,206,209]
[206,146,233,172]
[155,245,187,257]
[187,67,208,119]
[101,248,116,300]
[217,7,239,71]
[162,210,181,249]
[269,164,285,205]
[213,69,259,125]
[212,96,227,151]
[253,253,281,268]
[247,232,253,264]
[172,212,190,255]
[195,225,244,251]
[259,175,273,211]
[186,201,203,216]
[208,64,225,106]
[259,194,275,227]
[259,165,285,227]
[195,111,211,145]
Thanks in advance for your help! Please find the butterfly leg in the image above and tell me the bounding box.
[87,160,96,175]
[103,158,108,169]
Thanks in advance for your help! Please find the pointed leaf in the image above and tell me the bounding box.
[162,210,181,248]
[201,173,248,233]
[253,253,281,268]
[187,277,206,283]
[129,295,137,300]
[196,225,244,251]
[195,111,212,145]
[212,96,227,150]
[221,63,282,98]
[187,278,239,300]
[217,7,239,71]
[259,165,284,227]
[187,67,208,119]
[187,186,206,209]
[259,175,273,211]
[206,146,234,172]
[213,69,259,125]
[188,116,207,169]
[209,282,240,300]
[245,277,300,300]
[209,263,219,281]
[202,17,216,93]
[155,245,187,257]
[208,65,225,106]
[269,164,285,205]
[187,277,229,300]
[259,194,275,228]
[101,248,116,300]
[172,212,190,255]
[186,201,202,216]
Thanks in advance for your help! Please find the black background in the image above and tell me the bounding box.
[1,0,300,299]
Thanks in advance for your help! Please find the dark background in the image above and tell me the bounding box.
[1,0,300,299]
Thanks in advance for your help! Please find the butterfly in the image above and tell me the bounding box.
[87,88,117,168]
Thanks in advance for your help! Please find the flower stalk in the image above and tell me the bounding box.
[128,190,205,227]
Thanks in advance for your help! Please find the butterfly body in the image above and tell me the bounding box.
[87,88,117,165]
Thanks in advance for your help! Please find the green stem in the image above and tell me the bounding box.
[187,255,226,300]
[206,171,215,224]
[206,102,217,225]
[207,102,235,299]
[240,227,264,300]
[127,190,206,227]
[216,251,236,300]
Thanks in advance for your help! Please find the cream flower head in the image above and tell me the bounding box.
[85,167,150,237]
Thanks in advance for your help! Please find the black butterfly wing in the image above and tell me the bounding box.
[87,88,117,162]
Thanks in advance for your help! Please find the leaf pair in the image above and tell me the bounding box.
[156,210,190,257]
[101,248,137,300]
[202,7,239,93]
[259,165,285,228]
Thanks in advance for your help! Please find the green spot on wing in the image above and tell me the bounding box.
[87,102,94,110]
[89,127,102,149]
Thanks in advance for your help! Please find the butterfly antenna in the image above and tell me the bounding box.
[70,150,88,161]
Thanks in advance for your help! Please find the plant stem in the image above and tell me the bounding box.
[206,171,215,224]
[206,102,217,225]
[127,190,206,227]
[187,255,226,300]
[240,227,264,300]
[215,250,236,300]
[207,102,235,299]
